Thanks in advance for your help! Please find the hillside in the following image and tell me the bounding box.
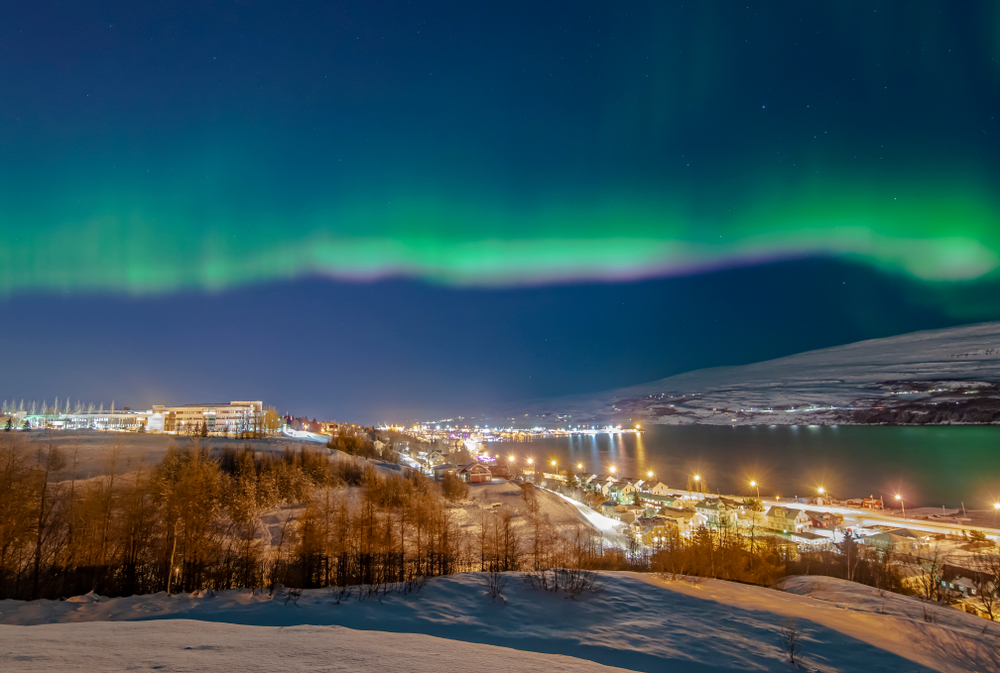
[9,429,418,480]
[1,572,994,672]
[491,321,1000,426]
[448,482,625,546]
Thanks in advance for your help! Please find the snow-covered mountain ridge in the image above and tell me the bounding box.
[504,321,1000,426]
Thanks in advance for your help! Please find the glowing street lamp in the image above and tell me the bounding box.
[609,465,617,474]
[817,486,825,496]
[508,455,515,462]
[895,493,905,518]
[750,480,760,499]
[526,458,533,465]
[647,470,654,478]
[689,473,702,495]
[577,463,583,470]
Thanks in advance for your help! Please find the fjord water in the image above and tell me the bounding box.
[493,425,1000,508]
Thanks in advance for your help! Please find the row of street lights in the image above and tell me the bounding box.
[507,455,662,480]
[501,455,919,517]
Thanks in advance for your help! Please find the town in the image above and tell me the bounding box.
[5,399,1000,623]
[388,427,1000,621]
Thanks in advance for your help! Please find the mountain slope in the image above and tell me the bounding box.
[498,321,1000,426]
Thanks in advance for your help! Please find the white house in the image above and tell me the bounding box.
[764,506,811,534]
[646,481,671,496]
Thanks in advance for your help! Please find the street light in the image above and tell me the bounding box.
[750,480,760,498]
[577,463,584,470]
[896,493,905,518]
[609,465,616,474]
[647,470,654,478]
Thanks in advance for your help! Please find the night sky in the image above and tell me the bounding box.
[2,2,999,421]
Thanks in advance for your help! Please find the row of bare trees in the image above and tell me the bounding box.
[0,434,468,600]
[650,525,788,585]
[20,429,974,604]
[2,434,638,601]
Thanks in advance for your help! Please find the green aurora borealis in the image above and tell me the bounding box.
[2,1,1000,296]
[3,179,1000,293]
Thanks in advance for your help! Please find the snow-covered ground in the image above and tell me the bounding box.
[10,429,409,482]
[449,481,615,542]
[281,427,332,443]
[2,572,994,672]
[0,620,630,673]
[11,430,325,478]
[497,321,1000,426]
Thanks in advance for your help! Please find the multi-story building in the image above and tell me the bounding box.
[150,401,264,434]
[696,498,739,528]
[20,400,266,435]
[764,506,811,535]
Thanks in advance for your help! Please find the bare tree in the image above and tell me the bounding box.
[778,618,802,665]
[913,543,947,603]
[30,440,65,599]
[484,568,509,601]
[971,547,1000,621]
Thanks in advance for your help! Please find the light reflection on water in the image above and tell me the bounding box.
[489,424,1000,508]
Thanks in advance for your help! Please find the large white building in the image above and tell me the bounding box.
[149,401,264,434]
[17,400,265,435]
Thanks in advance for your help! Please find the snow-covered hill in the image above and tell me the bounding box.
[2,572,996,672]
[497,321,1000,426]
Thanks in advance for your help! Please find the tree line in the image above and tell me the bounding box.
[0,435,627,601]
[8,431,992,607]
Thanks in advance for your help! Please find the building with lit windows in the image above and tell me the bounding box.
[150,401,263,434]
[19,400,265,435]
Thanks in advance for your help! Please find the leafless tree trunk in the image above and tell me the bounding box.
[778,618,802,665]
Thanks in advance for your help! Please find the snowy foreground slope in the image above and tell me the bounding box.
[2,572,997,672]
[499,321,1000,426]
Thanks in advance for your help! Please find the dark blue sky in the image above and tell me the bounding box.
[2,259,995,422]
[2,1,999,421]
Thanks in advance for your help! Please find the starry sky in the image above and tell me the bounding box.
[2,1,999,421]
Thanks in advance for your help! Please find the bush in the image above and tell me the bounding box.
[441,472,469,502]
